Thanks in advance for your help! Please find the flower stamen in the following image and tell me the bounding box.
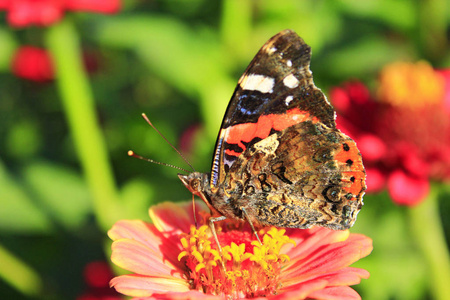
[178,224,293,298]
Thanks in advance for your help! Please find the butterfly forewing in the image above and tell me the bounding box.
[210,30,336,190]
[179,29,366,232]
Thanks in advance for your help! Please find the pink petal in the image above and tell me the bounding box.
[282,234,372,282]
[287,267,369,288]
[365,168,385,193]
[108,220,151,242]
[308,286,362,300]
[65,0,121,13]
[320,267,370,285]
[282,267,369,294]
[387,170,429,206]
[272,279,328,300]
[8,1,63,27]
[330,87,350,112]
[436,69,450,112]
[110,274,190,297]
[357,134,387,162]
[149,201,205,235]
[284,228,350,264]
[111,239,183,279]
[140,290,226,300]
[401,151,430,178]
[108,220,184,270]
[0,0,8,9]
[345,81,371,104]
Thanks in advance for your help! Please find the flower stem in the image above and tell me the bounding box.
[220,0,252,54]
[45,19,121,231]
[0,243,42,296]
[408,185,450,300]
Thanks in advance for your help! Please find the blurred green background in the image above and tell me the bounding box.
[0,0,449,299]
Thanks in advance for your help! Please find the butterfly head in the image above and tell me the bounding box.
[178,172,209,196]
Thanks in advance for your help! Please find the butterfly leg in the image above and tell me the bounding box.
[209,216,227,270]
[240,207,262,245]
[192,194,198,228]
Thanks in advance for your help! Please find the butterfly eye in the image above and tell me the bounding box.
[190,178,201,191]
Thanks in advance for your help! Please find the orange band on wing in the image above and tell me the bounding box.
[334,141,365,196]
[224,149,242,157]
[225,108,318,152]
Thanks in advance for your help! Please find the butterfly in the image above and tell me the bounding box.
[179,30,366,244]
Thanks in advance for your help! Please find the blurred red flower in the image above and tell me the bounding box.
[11,46,54,82]
[77,261,121,300]
[109,201,372,300]
[330,61,450,206]
[11,45,101,82]
[0,0,120,27]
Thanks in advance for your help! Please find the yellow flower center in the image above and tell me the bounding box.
[178,224,295,299]
[377,61,445,108]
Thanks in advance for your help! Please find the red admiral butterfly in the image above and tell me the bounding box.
[179,30,366,242]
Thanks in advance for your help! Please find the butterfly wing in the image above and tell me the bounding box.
[210,30,336,190]
[223,120,366,230]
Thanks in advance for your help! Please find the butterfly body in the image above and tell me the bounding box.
[179,30,365,232]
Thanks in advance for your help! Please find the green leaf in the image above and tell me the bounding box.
[22,161,92,230]
[0,161,52,234]
[352,193,428,300]
[0,27,17,71]
[318,36,416,79]
[95,15,235,138]
[120,178,155,220]
[336,0,416,32]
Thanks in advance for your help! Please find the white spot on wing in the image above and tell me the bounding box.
[268,47,277,54]
[283,74,299,89]
[254,134,279,155]
[240,74,275,93]
[285,95,294,105]
[287,60,292,67]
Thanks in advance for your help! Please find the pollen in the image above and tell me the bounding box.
[178,224,294,298]
[377,61,445,108]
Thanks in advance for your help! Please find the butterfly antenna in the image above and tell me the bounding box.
[128,150,190,173]
[141,113,195,172]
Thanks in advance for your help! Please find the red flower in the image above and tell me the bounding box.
[11,45,101,81]
[109,201,372,300]
[11,46,54,82]
[0,0,120,27]
[77,261,122,300]
[330,61,450,206]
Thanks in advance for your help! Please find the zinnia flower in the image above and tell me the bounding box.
[109,201,372,299]
[330,61,450,206]
[0,0,120,27]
